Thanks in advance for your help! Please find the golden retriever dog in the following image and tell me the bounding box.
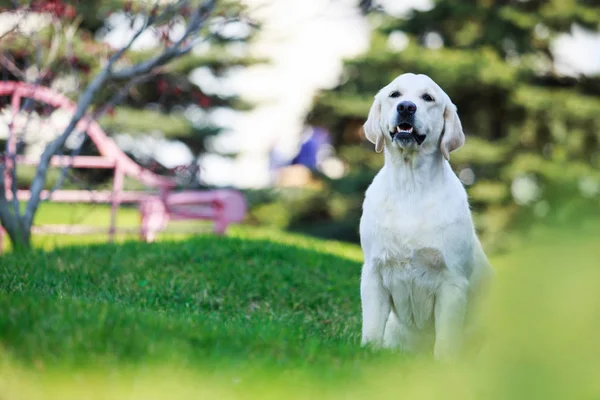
[359,73,493,361]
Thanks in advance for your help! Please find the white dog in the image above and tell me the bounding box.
[359,73,493,361]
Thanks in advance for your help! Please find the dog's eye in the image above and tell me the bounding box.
[389,91,401,98]
[422,93,434,102]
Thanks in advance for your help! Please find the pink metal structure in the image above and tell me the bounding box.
[0,81,246,252]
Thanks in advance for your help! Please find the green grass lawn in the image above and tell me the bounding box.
[1,204,600,399]
[1,202,213,252]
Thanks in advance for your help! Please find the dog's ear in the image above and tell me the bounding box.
[363,96,384,153]
[440,102,465,160]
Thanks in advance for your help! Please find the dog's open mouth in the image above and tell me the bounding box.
[396,123,413,135]
[390,123,426,145]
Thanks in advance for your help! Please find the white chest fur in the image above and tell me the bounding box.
[359,161,475,334]
[360,163,474,273]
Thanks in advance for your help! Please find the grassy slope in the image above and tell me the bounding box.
[1,204,600,399]
[0,236,371,372]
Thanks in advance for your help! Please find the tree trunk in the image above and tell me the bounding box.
[10,224,31,253]
[0,213,32,252]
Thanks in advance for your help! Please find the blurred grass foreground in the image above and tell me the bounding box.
[1,209,599,400]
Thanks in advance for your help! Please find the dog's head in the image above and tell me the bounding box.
[363,73,464,160]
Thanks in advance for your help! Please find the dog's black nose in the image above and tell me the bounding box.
[397,101,417,117]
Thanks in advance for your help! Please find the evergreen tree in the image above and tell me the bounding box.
[294,0,600,250]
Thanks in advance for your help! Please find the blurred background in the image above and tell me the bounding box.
[1,0,599,253]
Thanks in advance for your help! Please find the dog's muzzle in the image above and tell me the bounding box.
[390,122,426,145]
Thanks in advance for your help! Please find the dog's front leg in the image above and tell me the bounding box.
[360,264,391,347]
[434,278,468,361]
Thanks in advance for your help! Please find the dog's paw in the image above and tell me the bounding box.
[361,337,383,349]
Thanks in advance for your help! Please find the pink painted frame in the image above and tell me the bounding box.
[0,81,246,252]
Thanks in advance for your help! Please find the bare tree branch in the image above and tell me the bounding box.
[107,4,161,66]
[7,32,50,223]
[0,161,23,245]
[24,69,110,227]
[7,101,28,220]
[8,134,20,220]
[23,0,217,227]
[38,20,64,80]
[48,73,154,198]
[110,0,216,80]
[21,6,157,226]
[0,0,222,248]
[1,20,48,220]
[0,53,25,80]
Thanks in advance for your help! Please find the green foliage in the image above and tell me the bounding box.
[133,49,267,75]
[385,0,600,58]
[295,0,600,247]
[97,107,217,153]
[99,107,193,137]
